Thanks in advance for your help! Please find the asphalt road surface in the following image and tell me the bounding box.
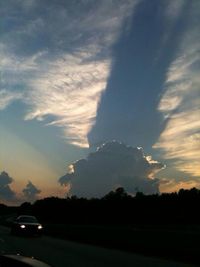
[0,225,197,267]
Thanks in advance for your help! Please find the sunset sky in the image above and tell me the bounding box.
[0,0,199,205]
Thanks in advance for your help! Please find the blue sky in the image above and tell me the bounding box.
[0,0,199,204]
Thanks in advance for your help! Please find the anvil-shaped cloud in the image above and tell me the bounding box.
[59,141,165,198]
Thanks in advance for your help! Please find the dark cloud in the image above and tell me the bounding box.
[59,141,165,198]
[0,171,16,200]
[88,0,189,150]
[22,181,41,201]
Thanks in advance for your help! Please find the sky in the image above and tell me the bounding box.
[0,0,199,205]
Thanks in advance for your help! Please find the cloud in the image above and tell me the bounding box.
[0,171,16,201]
[59,141,165,198]
[0,171,43,204]
[164,0,186,22]
[0,0,137,147]
[159,178,200,193]
[0,172,42,204]
[0,89,23,110]
[154,1,200,178]
[24,51,111,147]
[22,181,41,201]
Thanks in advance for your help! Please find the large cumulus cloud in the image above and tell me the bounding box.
[59,141,165,198]
[0,171,16,201]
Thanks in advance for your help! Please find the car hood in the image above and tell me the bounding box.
[18,223,41,226]
[0,254,51,267]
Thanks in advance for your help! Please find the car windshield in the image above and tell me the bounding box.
[17,216,38,223]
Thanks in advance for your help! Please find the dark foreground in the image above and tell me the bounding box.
[0,225,196,267]
[2,188,200,266]
[44,223,200,266]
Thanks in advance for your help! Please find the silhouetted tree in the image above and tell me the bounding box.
[103,187,129,201]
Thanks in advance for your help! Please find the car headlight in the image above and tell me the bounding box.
[38,225,43,230]
[20,225,26,229]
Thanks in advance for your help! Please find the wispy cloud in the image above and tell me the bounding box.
[0,89,23,110]
[159,177,200,193]
[24,50,111,147]
[154,1,200,178]
[164,0,186,22]
[0,0,137,147]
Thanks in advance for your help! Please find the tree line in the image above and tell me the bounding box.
[15,187,200,225]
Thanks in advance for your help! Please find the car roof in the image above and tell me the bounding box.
[16,215,39,224]
[18,215,36,218]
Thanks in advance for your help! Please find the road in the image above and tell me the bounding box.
[0,225,197,267]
